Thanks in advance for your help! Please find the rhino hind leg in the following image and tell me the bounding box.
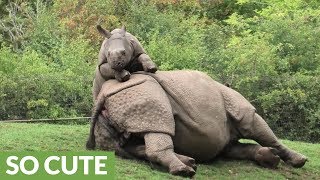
[236,111,307,168]
[222,142,280,168]
[144,133,195,177]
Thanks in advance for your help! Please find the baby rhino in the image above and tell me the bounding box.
[93,25,157,100]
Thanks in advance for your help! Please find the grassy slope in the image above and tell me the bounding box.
[0,123,319,179]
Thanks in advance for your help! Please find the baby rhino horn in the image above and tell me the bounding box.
[120,25,126,36]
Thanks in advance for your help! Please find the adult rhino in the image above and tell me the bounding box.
[89,70,307,177]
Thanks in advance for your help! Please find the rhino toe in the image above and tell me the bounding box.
[147,66,157,73]
[170,164,195,177]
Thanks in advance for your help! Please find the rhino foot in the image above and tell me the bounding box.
[169,164,195,177]
[255,147,280,169]
[146,65,157,73]
[175,153,197,171]
[138,54,157,73]
[283,151,308,168]
[115,70,131,82]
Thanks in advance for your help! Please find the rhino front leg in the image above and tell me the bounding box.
[137,54,157,73]
[114,70,131,82]
[98,62,131,82]
[99,62,117,80]
[124,144,197,170]
[99,62,131,82]
[123,144,197,170]
[223,142,280,168]
[144,133,195,177]
[237,111,307,168]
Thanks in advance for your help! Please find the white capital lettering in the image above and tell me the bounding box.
[44,156,60,175]
[61,156,77,175]
[6,156,19,175]
[20,156,39,175]
[95,156,108,175]
[79,156,94,175]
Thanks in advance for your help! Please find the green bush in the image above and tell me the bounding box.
[0,36,94,120]
[258,73,320,142]
[125,4,206,71]
[204,0,320,142]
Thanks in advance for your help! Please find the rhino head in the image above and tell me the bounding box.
[97,25,134,71]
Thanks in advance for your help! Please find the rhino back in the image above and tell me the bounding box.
[152,71,231,161]
[101,74,175,136]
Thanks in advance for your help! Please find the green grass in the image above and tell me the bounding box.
[0,123,319,179]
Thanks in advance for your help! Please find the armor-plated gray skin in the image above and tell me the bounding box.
[89,71,307,177]
[88,25,157,153]
[93,25,157,100]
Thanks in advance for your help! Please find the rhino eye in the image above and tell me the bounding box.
[121,50,126,55]
[107,51,111,56]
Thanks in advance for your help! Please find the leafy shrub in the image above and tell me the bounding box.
[258,73,320,142]
[0,37,94,120]
[206,1,320,141]
[125,4,207,71]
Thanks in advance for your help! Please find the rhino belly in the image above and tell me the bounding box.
[172,113,230,162]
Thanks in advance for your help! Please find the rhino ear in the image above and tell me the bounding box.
[97,25,111,38]
[120,25,126,36]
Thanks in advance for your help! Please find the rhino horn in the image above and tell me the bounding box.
[120,25,126,36]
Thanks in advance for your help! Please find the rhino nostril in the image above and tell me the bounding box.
[116,62,123,67]
[120,49,126,55]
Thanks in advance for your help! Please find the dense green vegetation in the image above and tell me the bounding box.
[0,0,319,142]
[1,123,319,179]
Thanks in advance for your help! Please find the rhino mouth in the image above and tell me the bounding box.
[109,61,124,71]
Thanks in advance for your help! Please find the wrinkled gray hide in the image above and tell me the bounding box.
[91,70,307,177]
